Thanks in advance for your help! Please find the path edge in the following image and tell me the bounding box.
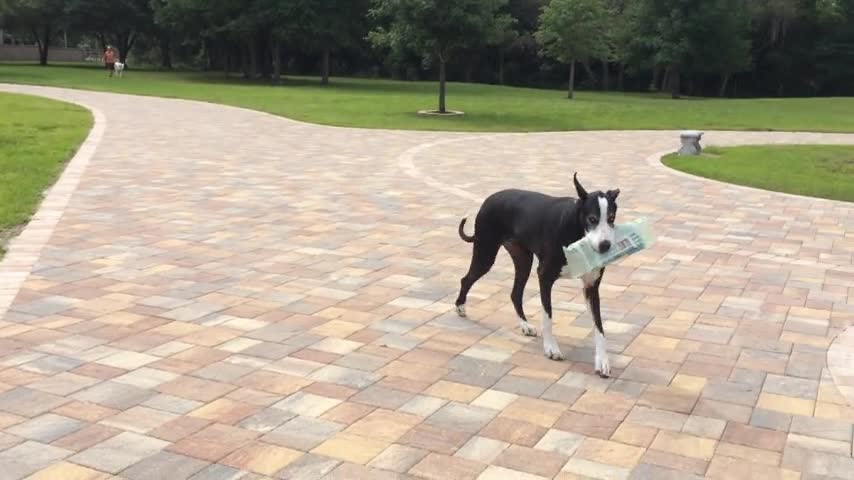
[0,90,105,319]
[647,148,854,406]
[646,145,854,205]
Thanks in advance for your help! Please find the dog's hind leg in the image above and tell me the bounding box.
[455,239,500,317]
[537,266,563,360]
[504,241,535,336]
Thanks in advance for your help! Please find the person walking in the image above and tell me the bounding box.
[104,45,117,77]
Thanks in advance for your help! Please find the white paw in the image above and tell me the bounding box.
[593,330,610,377]
[455,304,466,317]
[543,336,564,360]
[595,352,611,378]
[520,321,538,337]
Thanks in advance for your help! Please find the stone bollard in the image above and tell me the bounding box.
[679,130,704,155]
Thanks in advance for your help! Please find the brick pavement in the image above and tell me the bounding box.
[2,84,854,479]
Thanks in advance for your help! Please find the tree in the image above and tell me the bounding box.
[2,0,65,65]
[748,0,822,96]
[493,24,518,84]
[603,0,634,90]
[535,0,611,99]
[455,12,515,83]
[215,0,263,79]
[496,0,545,86]
[369,0,512,113]
[301,0,371,85]
[694,0,752,96]
[632,0,694,98]
[66,0,154,63]
[627,0,751,98]
[153,0,219,69]
[813,0,854,95]
[259,0,287,84]
[149,0,179,68]
[253,0,371,85]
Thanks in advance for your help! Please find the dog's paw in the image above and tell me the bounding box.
[455,304,466,318]
[595,353,611,378]
[520,321,538,337]
[543,336,564,361]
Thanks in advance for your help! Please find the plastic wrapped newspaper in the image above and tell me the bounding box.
[562,218,656,278]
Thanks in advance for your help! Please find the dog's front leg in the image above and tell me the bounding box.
[538,268,563,360]
[583,271,609,377]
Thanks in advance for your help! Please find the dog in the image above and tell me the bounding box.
[113,62,125,77]
[455,173,619,377]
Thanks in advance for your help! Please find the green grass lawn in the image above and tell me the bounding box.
[3,63,854,132]
[663,145,854,202]
[0,92,92,256]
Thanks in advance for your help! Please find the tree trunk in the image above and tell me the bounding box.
[248,39,258,78]
[37,42,48,65]
[670,64,681,99]
[118,33,128,63]
[582,60,596,87]
[117,31,135,64]
[259,39,271,79]
[241,44,249,78]
[223,41,230,77]
[649,65,660,91]
[568,59,576,99]
[601,60,609,90]
[271,38,281,85]
[160,35,172,69]
[321,48,330,85]
[661,66,670,92]
[464,58,474,83]
[498,49,505,85]
[438,58,447,113]
[36,25,50,65]
[202,38,210,72]
[617,62,625,91]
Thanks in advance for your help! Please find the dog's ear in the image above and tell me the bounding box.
[573,173,588,200]
[606,189,620,201]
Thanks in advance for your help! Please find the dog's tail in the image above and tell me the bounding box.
[458,217,476,243]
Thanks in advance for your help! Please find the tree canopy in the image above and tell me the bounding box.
[535,0,611,99]
[2,0,66,64]
[368,0,512,112]
[1,0,853,100]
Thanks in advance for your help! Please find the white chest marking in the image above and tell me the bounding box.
[581,269,602,287]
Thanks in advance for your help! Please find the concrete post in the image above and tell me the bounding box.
[679,130,704,155]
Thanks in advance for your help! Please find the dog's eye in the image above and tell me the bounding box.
[607,215,615,224]
[587,215,598,225]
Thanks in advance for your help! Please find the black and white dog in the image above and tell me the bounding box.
[455,174,619,377]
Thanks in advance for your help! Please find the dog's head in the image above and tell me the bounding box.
[573,173,620,254]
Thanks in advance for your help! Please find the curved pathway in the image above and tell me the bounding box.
[2,84,854,479]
